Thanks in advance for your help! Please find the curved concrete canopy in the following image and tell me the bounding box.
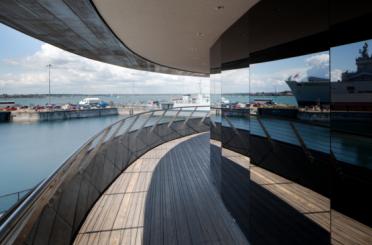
[92,0,259,74]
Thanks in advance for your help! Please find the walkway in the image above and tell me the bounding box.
[74,133,248,245]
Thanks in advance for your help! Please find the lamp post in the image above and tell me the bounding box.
[46,64,52,105]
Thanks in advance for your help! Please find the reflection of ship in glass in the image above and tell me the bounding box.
[287,43,372,111]
[286,76,329,107]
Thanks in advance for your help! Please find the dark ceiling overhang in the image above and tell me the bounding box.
[0,0,206,76]
[214,0,372,70]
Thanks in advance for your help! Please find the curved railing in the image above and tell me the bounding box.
[0,106,210,245]
[0,189,34,218]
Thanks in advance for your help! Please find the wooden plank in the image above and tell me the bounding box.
[108,230,121,245]
[74,133,248,245]
[100,195,123,231]
[113,194,132,230]
[332,211,372,245]
[136,228,143,245]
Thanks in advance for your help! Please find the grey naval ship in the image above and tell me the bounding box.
[286,42,372,111]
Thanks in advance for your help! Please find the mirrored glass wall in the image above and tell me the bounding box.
[209,0,372,244]
[330,39,372,241]
[220,67,251,237]
[221,68,250,156]
[210,41,222,190]
[249,52,331,244]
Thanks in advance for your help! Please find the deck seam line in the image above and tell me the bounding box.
[77,225,144,235]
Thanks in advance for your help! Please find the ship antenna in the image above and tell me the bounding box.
[359,42,369,58]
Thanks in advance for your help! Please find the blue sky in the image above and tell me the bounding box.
[0,22,370,94]
[0,24,42,59]
[250,51,330,93]
[331,40,372,72]
[0,24,43,76]
[249,40,372,93]
[0,23,209,94]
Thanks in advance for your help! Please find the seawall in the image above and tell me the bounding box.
[11,108,119,122]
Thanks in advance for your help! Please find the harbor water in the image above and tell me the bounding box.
[1,94,371,212]
[0,115,126,197]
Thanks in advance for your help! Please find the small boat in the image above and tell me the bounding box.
[221,97,230,105]
[172,94,210,107]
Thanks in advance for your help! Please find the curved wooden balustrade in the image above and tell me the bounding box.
[0,106,210,245]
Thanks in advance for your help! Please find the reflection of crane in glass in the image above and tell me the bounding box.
[46,64,52,105]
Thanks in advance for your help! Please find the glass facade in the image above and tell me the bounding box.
[221,68,250,156]
[330,40,372,235]
[249,53,331,244]
[210,0,372,243]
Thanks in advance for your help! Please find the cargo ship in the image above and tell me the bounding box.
[286,42,372,111]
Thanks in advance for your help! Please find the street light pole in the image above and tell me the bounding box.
[47,64,52,105]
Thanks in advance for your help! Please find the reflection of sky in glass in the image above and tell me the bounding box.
[221,68,249,94]
[331,39,372,81]
[250,51,329,93]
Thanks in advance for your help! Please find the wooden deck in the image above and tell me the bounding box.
[74,133,248,245]
[221,147,372,245]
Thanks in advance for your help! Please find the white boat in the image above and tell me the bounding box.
[172,80,210,108]
[172,94,210,108]
[221,97,230,105]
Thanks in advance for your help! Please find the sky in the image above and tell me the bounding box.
[0,24,209,95]
[0,23,369,94]
[250,52,330,93]
[248,39,372,93]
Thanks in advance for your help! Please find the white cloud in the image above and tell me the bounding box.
[305,53,329,78]
[250,53,330,93]
[331,69,343,81]
[221,68,250,93]
[306,53,329,66]
[0,44,209,94]
[250,67,307,93]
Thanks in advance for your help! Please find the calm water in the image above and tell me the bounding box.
[0,115,126,196]
[3,94,191,106]
[3,94,297,107]
[1,94,370,209]
[224,95,297,105]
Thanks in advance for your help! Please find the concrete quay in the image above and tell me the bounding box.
[11,108,119,122]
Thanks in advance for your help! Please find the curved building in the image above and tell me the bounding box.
[1,0,372,244]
